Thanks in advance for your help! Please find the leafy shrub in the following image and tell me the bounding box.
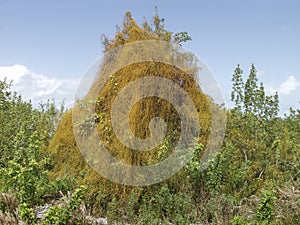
[41,186,86,225]
[137,185,194,224]
[256,190,277,223]
[0,132,49,205]
[18,203,35,224]
[231,215,252,225]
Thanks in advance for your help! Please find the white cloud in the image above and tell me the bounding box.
[278,76,299,95]
[265,76,299,115]
[0,64,80,108]
[266,76,299,96]
[0,64,29,84]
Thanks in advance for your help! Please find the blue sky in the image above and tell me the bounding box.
[0,0,299,114]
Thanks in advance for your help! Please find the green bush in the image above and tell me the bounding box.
[231,215,252,225]
[256,190,277,223]
[41,186,86,225]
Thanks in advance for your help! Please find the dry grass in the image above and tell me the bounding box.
[0,193,24,225]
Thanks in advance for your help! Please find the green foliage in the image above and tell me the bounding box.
[47,177,76,198]
[256,190,277,223]
[18,202,35,224]
[231,64,279,119]
[205,152,225,191]
[1,11,300,225]
[0,79,67,224]
[244,64,259,113]
[0,80,63,169]
[231,215,252,225]
[41,186,86,225]
[231,64,244,110]
[151,186,191,223]
[0,132,49,205]
[224,63,299,198]
[106,184,194,224]
[137,185,194,224]
[106,196,120,224]
[143,7,192,44]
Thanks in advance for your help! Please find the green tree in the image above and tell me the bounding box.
[231,64,244,111]
[244,64,259,114]
[143,7,192,44]
[1,131,49,205]
[0,80,63,168]
[0,79,66,223]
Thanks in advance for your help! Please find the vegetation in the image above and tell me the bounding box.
[0,11,299,224]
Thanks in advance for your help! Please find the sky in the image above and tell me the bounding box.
[0,0,299,114]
